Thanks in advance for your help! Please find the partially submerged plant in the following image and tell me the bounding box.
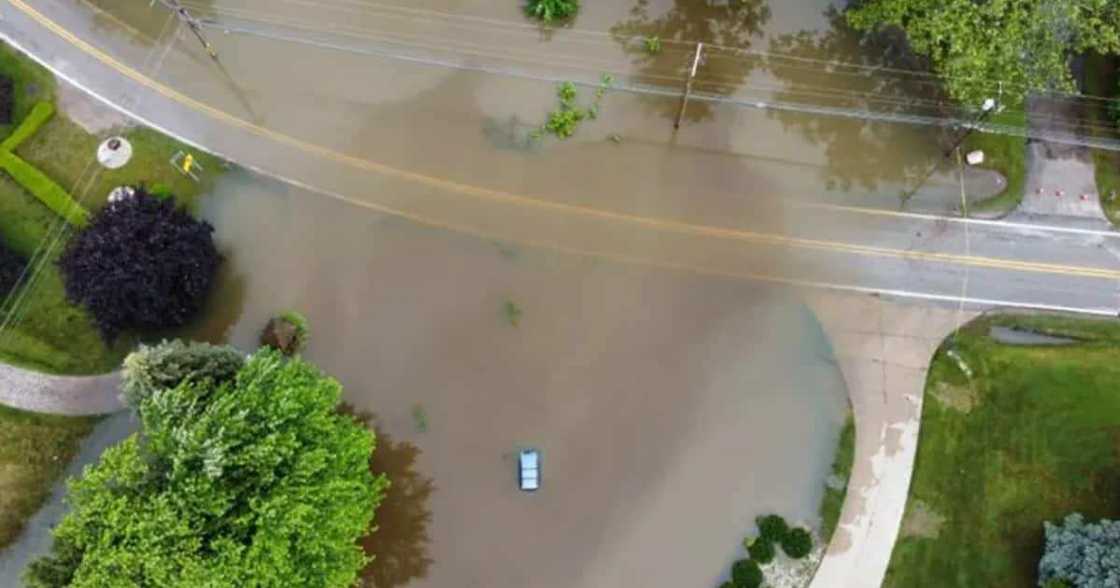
[535,75,615,140]
[260,310,310,356]
[643,35,662,55]
[524,0,578,23]
[503,300,523,327]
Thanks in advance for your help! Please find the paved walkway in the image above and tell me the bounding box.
[0,365,122,415]
[1007,94,1110,228]
[806,291,976,588]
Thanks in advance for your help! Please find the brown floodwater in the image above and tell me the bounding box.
[73,0,993,218]
[198,171,849,588]
[66,1,978,585]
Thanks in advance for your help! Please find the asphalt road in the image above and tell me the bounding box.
[2,0,1119,316]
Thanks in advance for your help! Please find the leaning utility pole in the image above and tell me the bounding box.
[154,0,219,60]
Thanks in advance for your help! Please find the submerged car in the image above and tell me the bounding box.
[519,448,540,491]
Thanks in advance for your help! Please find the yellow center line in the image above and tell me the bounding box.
[12,0,1120,282]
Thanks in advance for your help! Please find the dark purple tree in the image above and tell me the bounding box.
[58,189,220,340]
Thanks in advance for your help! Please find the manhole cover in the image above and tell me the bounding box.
[97,136,132,169]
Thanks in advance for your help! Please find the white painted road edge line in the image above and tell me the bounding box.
[4,28,1117,318]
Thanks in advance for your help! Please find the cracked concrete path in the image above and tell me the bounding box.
[806,291,976,588]
[0,365,122,415]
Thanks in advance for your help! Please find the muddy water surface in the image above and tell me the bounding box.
[199,171,849,588]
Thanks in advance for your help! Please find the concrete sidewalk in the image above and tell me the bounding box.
[806,291,975,588]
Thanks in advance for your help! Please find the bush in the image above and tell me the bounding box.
[746,537,775,564]
[1,101,53,151]
[0,239,26,297]
[1038,513,1120,587]
[58,189,220,340]
[525,0,578,22]
[781,527,813,559]
[756,514,789,543]
[25,350,389,587]
[0,76,13,125]
[260,310,310,356]
[121,339,243,407]
[730,558,762,588]
[0,152,87,226]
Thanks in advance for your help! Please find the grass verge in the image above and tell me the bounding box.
[0,404,97,549]
[964,110,1028,216]
[1083,53,1120,223]
[0,41,223,374]
[819,412,855,542]
[883,314,1120,587]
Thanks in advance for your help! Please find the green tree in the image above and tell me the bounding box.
[847,0,1120,107]
[26,349,389,588]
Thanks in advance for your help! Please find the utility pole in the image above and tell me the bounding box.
[899,98,997,207]
[674,42,704,129]
[154,0,219,61]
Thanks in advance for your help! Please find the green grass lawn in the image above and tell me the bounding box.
[883,314,1120,587]
[819,413,855,542]
[964,110,1028,216]
[0,42,222,374]
[0,404,97,549]
[1083,53,1120,223]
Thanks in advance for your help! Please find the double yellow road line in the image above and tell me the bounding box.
[10,0,1120,283]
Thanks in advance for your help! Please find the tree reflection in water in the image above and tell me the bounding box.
[610,0,771,123]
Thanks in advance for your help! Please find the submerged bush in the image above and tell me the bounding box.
[58,189,220,340]
[730,558,762,588]
[781,527,813,559]
[525,0,578,23]
[260,310,310,355]
[756,514,789,543]
[746,537,775,564]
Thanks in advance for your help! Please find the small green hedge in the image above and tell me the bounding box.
[0,152,87,227]
[1,101,53,152]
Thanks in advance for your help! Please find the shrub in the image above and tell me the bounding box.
[0,239,26,297]
[0,152,88,226]
[58,189,220,340]
[781,527,813,559]
[0,75,13,125]
[1038,513,1120,587]
[25,350,389,587]
[730,558,762,588]
[1,100,53,151]
[525,0,578,23]
[260,310,310,355]
[746,537,775,564]
[121,339,243,407]
[756,514,789,543]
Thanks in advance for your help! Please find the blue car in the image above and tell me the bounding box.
[519,449,540,492]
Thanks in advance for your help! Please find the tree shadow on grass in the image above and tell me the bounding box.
[341,405,435,588]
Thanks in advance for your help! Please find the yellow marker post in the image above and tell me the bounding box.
[181,153,194,174]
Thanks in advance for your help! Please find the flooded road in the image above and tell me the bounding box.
[199,171,850,588]
[59,0,1000,220]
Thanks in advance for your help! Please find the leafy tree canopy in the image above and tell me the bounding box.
[26,349,388,588]
[847,0,1120,107]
